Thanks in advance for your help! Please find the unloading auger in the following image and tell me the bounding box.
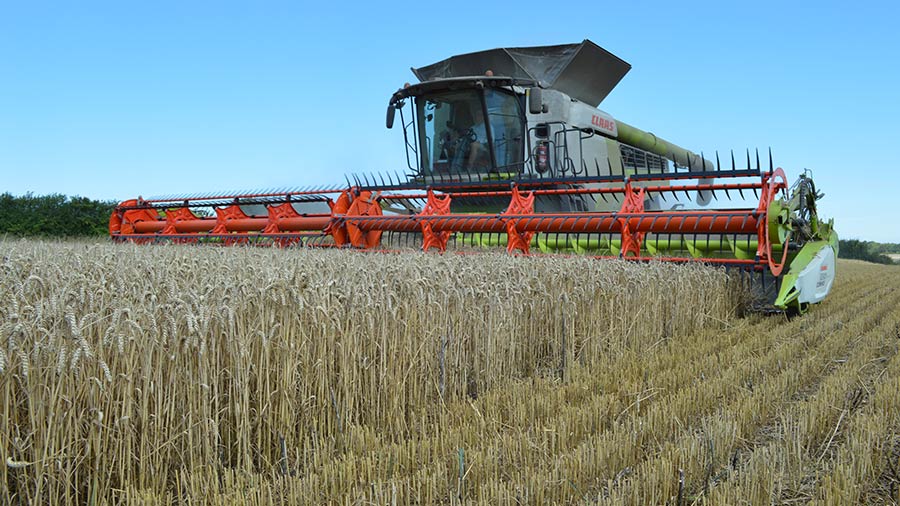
[109,40,838,313]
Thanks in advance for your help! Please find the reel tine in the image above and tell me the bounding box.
[731,150,736,171]
[669,186,682,202]
[746,149,751,172]
[768,147,774,172]
[716,151,721,172]
[724,215,735,234]
[755,148,760,172]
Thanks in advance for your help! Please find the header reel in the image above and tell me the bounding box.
[110,151,837,314]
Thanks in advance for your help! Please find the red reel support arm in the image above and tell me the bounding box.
[502,185,536,255]
[420,190,453,252]
[617,181,646,257]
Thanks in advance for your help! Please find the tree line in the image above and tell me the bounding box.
[0,193,115,237]
[838,239,895,265]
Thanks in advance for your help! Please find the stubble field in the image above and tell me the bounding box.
[1,240,898,505]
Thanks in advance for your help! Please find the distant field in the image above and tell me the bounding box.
[1,240,899,504]
[888,253,900,262]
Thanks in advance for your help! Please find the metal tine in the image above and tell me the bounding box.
[768,147,774,172]
[731,150,736,171]
[755,148,760,172]
[379,172,386,187]
[700,151,718,201]
[668,184,682,202]
[746,149,751,172]
[724,215,735,236]
[717,154,731,199]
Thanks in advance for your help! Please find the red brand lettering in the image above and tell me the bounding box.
[820,265,828,271]
[591,115,615,132]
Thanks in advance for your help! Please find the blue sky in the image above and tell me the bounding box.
[1,1,898,241]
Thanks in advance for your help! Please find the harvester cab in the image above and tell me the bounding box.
[108,39,839,314]
[386,40,713,213]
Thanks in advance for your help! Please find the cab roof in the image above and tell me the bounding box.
[411,40,631,107]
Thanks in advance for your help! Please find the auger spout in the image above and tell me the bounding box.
[615,122,713,172]
[615,121,716,205]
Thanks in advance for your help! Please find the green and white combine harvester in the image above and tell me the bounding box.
[109,40,838,313]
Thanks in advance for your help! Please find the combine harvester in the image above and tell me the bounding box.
[110,40,838,313]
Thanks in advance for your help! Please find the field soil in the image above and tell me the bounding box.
[1,241,899,505]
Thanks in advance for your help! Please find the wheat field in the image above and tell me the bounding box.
[0,240,898,504]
